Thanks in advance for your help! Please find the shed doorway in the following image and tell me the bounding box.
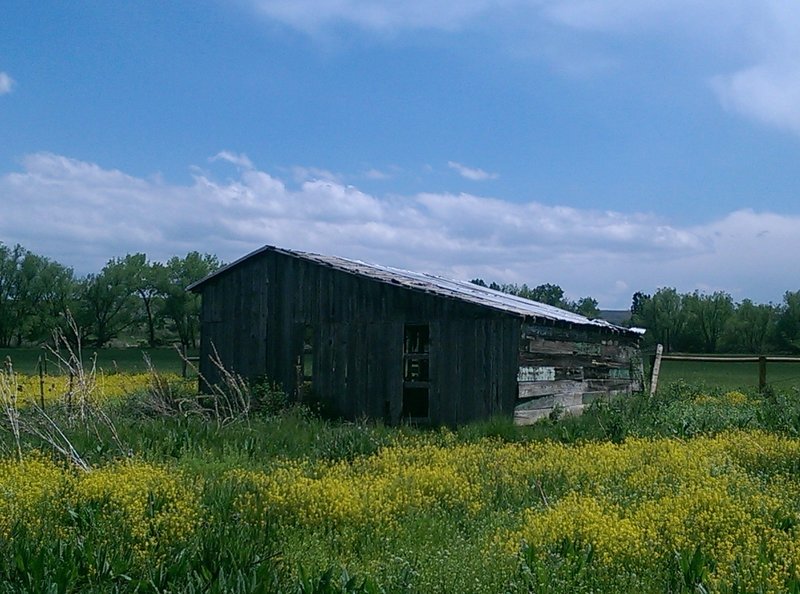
[295,323,314,402]
[402,324,430,419]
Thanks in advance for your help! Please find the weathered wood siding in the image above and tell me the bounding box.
[198,249,520,426]
[514,323,644,424]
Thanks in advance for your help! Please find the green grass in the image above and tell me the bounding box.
[0,347,194,375]
[651,359,800,393]
[4,384,800,593]
[4,371,800,593]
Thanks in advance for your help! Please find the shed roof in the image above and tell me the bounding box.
[188,245,640,335]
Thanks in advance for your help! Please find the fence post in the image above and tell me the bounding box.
[649,344,664,398]
[38,355,45,409]
[758,356,767,392]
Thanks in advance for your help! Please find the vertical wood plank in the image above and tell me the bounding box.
[649,344,664,398]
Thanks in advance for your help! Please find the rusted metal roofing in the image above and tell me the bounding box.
[188,245,638,334]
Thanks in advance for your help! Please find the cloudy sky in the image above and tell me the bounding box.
[2,1,799,308]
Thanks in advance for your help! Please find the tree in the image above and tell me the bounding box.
[159,252,220,350]
[496,283,573,309]
[631,291,649,318]
[574,296,599,319]
[14,252,75,344]
[0,244,75,347]
[76,258,138,347]
[117,253,167,347]
[683,291,734,353]
[631,288,685,352]
[0,244,25,347]
[775,290,800,353]
[528,283,567,308]
[722,299,776,353]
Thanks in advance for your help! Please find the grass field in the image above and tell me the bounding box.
[0,347,194,375]
[650,358,800,393]
[2,365,800,592]
[4,347,799,391]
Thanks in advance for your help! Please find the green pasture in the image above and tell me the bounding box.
[650,358,800,393]
[2,377,800,592]
[6,346,800,394]
[0,347,194,375]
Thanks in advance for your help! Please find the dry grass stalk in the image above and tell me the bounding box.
[46,313,97,424]
[140,353,204,418]
[13,311,130,470]
[21,402,90,471]
[177,342,253,427]
[0,357,23,460]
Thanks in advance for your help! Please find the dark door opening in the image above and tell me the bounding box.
[402,324,430,420]
[296,323,314,402]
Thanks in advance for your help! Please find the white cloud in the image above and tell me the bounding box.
[291,165,343,184]
[447,161,498,181]
[2,152,799,307]
[361,168,393,180]
[540,1,800,136]
[245,0,515,33]
[210,150,254,169]
[0,72,15,95]
[239,1,800,136]
[712,65,800,135]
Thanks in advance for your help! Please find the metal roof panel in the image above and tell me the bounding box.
[188,245,638,334]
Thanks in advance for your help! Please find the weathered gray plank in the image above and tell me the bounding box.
[518,379,584,399]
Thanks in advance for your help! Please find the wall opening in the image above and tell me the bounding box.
[302,324,314,381]
[402,324,430,420]
[296,323,314,402]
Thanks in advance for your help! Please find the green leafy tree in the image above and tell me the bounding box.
[0,244,75,346]
[631,291,649,318]
[574,296,600,318]
[76,258,138,347]
[0,244,25,347]
[721,299,777,354]
[528,283,568,308]
[775,290,800,353]
[498,283,573,309]
[631,288,685,352]
[683,291,734,353]
[159,252,220,350]
[117,253,167,347]
[15,253,76,344]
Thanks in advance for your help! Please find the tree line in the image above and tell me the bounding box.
[630,288,800,355]
[0,243,220,349]
[472,279,800,355]
[3,243,798,355]
[470,280,600,318]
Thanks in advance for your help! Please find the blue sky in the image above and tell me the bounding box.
[2,1,800,308]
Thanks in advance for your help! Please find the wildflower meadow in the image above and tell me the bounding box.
[2,358,800,592]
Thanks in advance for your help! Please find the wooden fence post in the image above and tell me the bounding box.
[758,356,767,392]
[181,344,188,379]
[38,355,45,409]
[649,344,664,398]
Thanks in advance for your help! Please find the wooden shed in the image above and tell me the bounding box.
[188,246,644,425]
